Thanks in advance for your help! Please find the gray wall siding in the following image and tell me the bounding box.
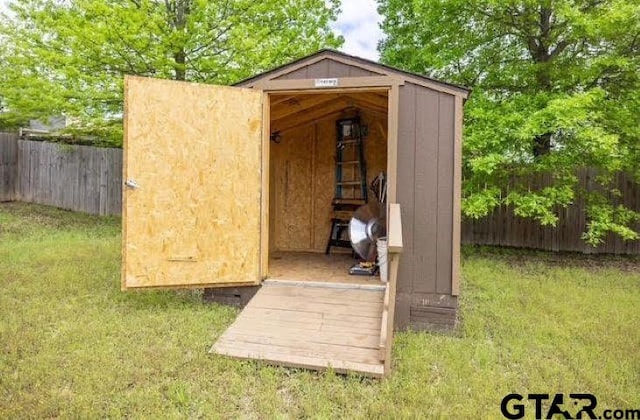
[397,83,456,306]
[413,86,440,295]
[274,58,380,80]
[436,94,455,295]
[396,83,417,294]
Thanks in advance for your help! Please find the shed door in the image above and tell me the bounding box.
[122,76,264,289]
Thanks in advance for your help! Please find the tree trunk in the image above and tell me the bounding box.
[174,50,186,80]
[530,6,554,156]
[533,133,552,157]
[166,0,190,81]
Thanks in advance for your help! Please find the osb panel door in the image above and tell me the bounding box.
[123,76,263,289]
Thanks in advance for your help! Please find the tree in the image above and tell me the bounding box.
[0,0,342,145]
[379,0,640,245]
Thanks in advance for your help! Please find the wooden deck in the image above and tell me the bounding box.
[211,280,386,377]
[269,252,383,286]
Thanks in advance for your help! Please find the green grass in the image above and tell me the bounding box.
[1,202,639,418]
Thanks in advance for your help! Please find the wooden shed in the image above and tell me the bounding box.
[122,50,469,377]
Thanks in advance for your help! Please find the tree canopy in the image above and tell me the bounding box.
[0,0,341,145]
[379,0,640,244]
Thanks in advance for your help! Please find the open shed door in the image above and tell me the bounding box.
[122,76,264,289]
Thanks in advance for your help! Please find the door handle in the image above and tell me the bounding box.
[125,179,140,189]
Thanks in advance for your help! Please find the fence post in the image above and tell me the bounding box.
[0,133,19,202]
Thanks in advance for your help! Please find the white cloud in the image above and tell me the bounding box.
[331,0,383,61]
[0,0,12,18]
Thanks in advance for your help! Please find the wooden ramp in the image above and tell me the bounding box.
[211,280,386,377]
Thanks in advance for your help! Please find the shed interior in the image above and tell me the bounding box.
[267,90,389,284]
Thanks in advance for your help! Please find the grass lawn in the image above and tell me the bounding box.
[1,202,639,418]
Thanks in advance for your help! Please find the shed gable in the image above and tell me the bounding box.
[273,58,383,80]
[236,50,470,99]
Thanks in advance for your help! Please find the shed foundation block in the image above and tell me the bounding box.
[203,286,261,307]
[396,292,458,332]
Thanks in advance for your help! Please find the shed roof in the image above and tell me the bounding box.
[235,49,470,98]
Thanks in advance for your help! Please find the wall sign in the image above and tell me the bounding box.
[314,78,339,88]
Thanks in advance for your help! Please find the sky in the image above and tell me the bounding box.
[0,0,384,60]
[331,0,384,61]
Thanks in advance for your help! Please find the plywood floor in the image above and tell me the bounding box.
[211,281,385,377]
[269,252,383,286]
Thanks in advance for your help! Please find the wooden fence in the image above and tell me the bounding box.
[0,133,19,201]
[1,133,639,253]
[462,171,640,255]
[0,133,122,215]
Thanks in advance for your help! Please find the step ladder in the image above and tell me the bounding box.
[325,116,368,254]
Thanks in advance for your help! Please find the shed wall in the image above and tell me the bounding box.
[396,82,457,330]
